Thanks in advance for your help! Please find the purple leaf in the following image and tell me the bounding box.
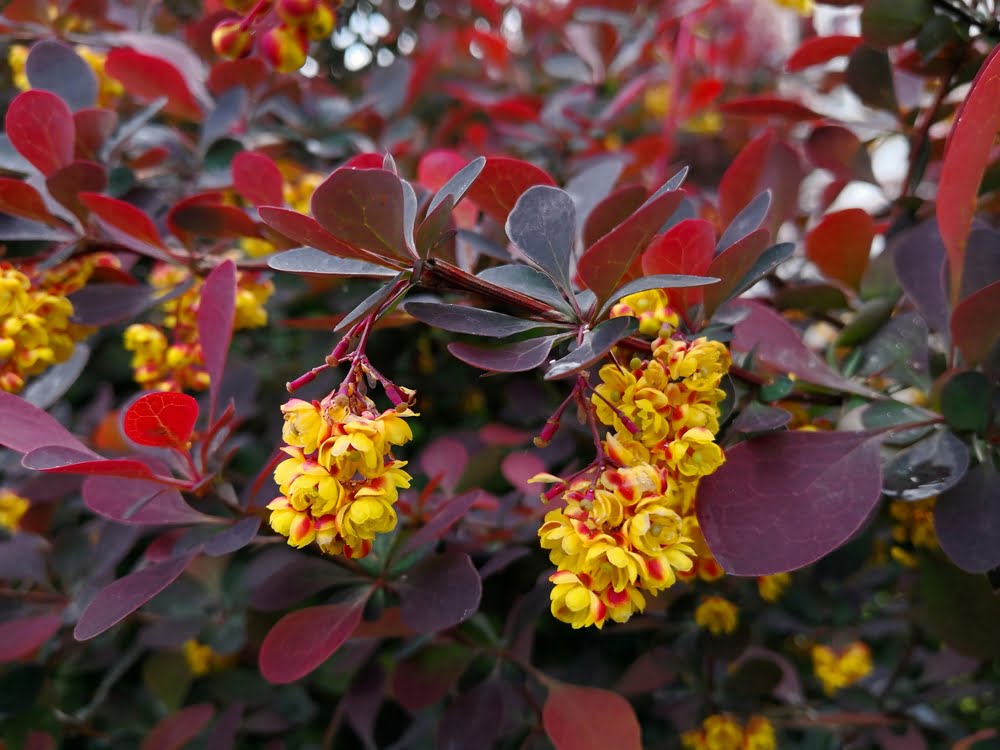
[343,662,385,750]
[0,391,95,455]
[505,186,577,297]
[476,264,573,316]
[438,678,508,750]
[727,402,792,437]
[203,517,260,556]
[70,282,186,326]
[418,436,470,492]
[961,228,1000,299]
[46,161,107,219]
[267,247,398,277]
[311,168,412,260]
[205,702,243,750]
[82,475,210,525]
[448,334,568,373]
[0,613,62,662]
[731,300,878,397]
[576,189,684,309]
[427,155,485,216]
[882,430,969,501]
[248,554,360,611]
[398,549,482,633]
[258,595,368,683]
[935,461,1000,574]
[716,191,771,254]
[698,430,883,575]
[406,300,565,338]
[141,704,215,750]
[501,451,546,494]
[25,40,99,111]
[545,316,638,380]
[704,228,771,317]
[22,446,156,479]
[0,535,49,584]
[399,490,481,557]
[197,259,236,421]
[74,551,197,640]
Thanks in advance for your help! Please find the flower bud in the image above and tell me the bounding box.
[276,0,318,24]
[259,24,308,72]
[212,20,254,60]
[306,3,334,40]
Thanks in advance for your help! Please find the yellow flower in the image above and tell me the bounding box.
[286,462,345,516]
[183,640,236,676]
[7,45,29,90]
[354,460,412,506]
[336,496,397,557]
[610,289,680,337]
[281,398,328,454]
[743,716,777,750]
[239,237,276,258]
[75,46,124,105]
[0,490,30,532]
[602,583,646,624]
[655,337,731,391]
[812,642,873,694]
[703,715,744,750]
[643,83,671,120]
[771,0,813,15]
[668,427,725,477]
[694,596,739,636]
[266,496,316,548]
[757,573,791,602]
[549,570,606,629]
[592,363,638,431]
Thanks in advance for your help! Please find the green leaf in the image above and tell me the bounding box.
[544,316,638,380]
[835,297,896,347]
[920,556,1000,659]
[861,0,933,48]
[941,371,994,434]
[846,45,899,112]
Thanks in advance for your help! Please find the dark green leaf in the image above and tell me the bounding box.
[861,0,933,48]
[505,185,577,297]
[860,399,937,445]
[846,45,898,112]
[405,301,566,338]
[836,297,896,347]
[268,247,399,278]
[941,371,994,434]
[544,316,638,380]
[920,556,1000,658]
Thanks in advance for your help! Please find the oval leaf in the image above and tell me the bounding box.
[198,260,236,419]
[0,614,62,663]
[951,279,1000,367]
[465,156,556,224]
[258,596,367,684]
[545,316,638,380]
[505,185,577,297]
[104,48,202,120]
[5,90,75,177]
[882,429,969,501]
[805,209,875,290]
[935,461,1000,574]
[268,247,398,277]
[141,704,215,750]
[543,683,642,750]
[25,40,98,111]
[698,430,883,575]
[0,178,59,225]
[123,392,199,448]
[406,300,564,338]
[448,334,567,373]
[83,475,211,526]
[0,391,96,455]
[398,550,482,633]
[311,168,411,260]
[231,151,284,208]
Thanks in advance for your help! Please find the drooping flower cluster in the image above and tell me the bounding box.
[682,714,777,750]
[1,253,118,393]
[811,641,873,694]
[123,263,273,391]
[268,392,416,558]
[212,0,336,72]
[694,595,740,636]
[8,44,123,105]
[0,490,30,532]
[538,306,731,628]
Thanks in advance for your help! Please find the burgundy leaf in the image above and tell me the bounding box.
[311,168,411,260]
[448,334,566,373]
[418,436,470,492]
[257,206,390,264]
[4,90,75,176]
[232,151,284,208]
[0,178,60,225]
[704,228,770,317]
[205,702,243,750]
[203,517,261,556]
[78,193,173,261]
[465,156,556,224]
[258,595,368,683]
[951,279,1000,366]
[140,704,215,750]
[438,679,508,750]
[74,107,118,160]
[543,683,642,750]
[640,218,715,313]
[582,184,647,250]
[806,125,876,183]
[719,96,823,121]
[197,259,236,420]
[74,551,197,640]
[399,490,481,556]
[0,391,96,455]
[104,48,202,121]
[0,613,62,662]
[805,208,875,290]
[46,161,108,220]
[935,461,1000,574]
[397,550,482,633]
[22,446,156,480]
[698,430,883,575]
[82,475,210,525]
[169,203,260,240]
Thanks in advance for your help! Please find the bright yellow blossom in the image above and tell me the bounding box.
[812,641,873,694]
[757,573,791,602]
[610,289,680,337]
[0,491,30,532]
[694,596,739,636]
[682,714,775,750]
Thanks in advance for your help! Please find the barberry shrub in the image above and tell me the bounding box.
[1,0,999,748]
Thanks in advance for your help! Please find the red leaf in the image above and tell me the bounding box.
[719,96,823,121]
[141,704,215,750]
[718,130,803,238]
[232,151,285,208]
[786,35,862,71]
[46,161,107,220]
[74,551,197,640]
[74,107,118,160]
[805,125,876,183]
[4,90,75,176]
[418,435,469,492]
[805,209,875,290]
[0,178,59,225]
[79,192,171,260]
[543,683,642,750]
[577,189,684,307]
[0,391,97,455]
[641,218,715,312]
[464,156,556,224]
[731,300,878,396]
[950,279,1000,366]
[258,596,367,684]
[501,451,546,494]
[123,392,199,448]
[198,260,237,420]
[417,149,478,226]
[83,475,211,525]
[22,446,156,480]
[258,206,388,264]
[938,44,1000,301]
[582,184,648,249]
[698,430,883,575]
[703,228,770,317]
[169,201,260,241]
[0,613,62,662]
[104,48,202,120]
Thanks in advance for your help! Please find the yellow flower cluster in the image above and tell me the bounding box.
[538,335,731,628]
[694,595,740,636]
[889,498,937,567]
[123,263,273,391]
[0,490,31,532]
[610,289,680,338]
[682,714,777,750]
[183,640,237,676]
[757,573,791,602]
[1,254,117,393]
[268,393,416,559]
[811,642,873,694]
[8,44,123,105]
